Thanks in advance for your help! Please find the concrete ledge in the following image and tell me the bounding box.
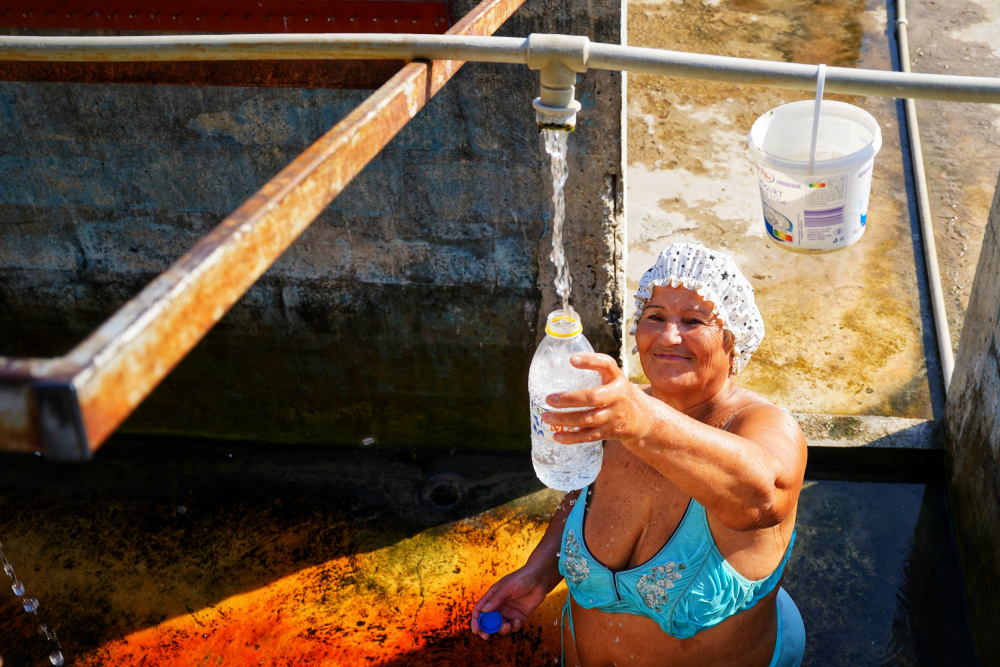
[793,413,941,450]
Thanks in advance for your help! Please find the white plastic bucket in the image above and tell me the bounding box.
[747,100,882,253]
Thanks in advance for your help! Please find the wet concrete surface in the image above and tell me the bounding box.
[0,439,564,666]
[625,0,1000,419]
[0,442,975,666]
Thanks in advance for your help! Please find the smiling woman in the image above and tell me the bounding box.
[471,242,809,667]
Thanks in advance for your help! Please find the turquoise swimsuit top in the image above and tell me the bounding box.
[559,485,796,639]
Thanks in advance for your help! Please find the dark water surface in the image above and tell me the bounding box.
[788,468,976,666]
[0,441,978,665]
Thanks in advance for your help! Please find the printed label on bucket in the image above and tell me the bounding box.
[755,159,873,252]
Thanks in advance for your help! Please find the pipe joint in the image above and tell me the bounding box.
[526,34,590,131]
[526,33,590,75]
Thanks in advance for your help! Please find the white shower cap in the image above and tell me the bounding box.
[630,242,765,375]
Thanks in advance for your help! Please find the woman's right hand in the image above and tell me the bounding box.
[470,562,555,640]
[543,352,655,447]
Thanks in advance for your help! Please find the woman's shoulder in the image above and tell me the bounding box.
[725,388,804,439]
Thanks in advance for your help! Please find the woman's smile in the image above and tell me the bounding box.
[651,350,690,361]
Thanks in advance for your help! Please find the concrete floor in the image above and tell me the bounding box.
[625,0,1000,420]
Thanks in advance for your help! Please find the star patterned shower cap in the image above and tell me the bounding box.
[631,242,765,375]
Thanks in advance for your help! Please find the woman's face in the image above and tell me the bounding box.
[635,286,734,399]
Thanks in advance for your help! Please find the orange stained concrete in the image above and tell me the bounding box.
[78,499,565,666]
[0,441,564,666]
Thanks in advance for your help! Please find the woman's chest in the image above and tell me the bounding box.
[580,444,693,572]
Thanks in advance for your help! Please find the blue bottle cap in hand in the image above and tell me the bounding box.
[479,611,503,634]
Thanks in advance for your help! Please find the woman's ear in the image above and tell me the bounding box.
[723,329,735,352]
[723,330,737,377]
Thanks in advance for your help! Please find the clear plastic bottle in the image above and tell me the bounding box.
[529,309,603,491]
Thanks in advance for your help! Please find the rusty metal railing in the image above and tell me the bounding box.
[0,0,525,461]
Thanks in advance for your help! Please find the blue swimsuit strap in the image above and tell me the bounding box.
[560,600,574,667]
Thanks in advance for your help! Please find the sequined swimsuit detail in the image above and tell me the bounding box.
[559,485,795,639]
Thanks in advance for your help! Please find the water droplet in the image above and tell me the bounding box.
[611,538,614,542]
[589,598,593,603]
[615,636,619,643]
[49,651,64,666]
[23,596,38,612]
[177,506,187,515]
[12,580,24,595]
[556,552,561,558]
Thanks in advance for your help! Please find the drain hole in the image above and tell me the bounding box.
[430,482,461,507]
[422,473,466,510]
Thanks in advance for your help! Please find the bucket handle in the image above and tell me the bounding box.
[808,63,827,174]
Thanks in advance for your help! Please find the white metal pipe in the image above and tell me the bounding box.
[896,0,955,392]
[586,43,1000,103]
[2,33,1000,104]
[0,33,530,64]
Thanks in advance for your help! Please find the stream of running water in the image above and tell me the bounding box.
[542,128,572,314]
[1,539,64,666]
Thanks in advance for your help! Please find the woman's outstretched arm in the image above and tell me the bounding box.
[470,489,580,639]
[543,353,807,532]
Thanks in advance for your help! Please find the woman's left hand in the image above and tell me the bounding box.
[541,353,653,446]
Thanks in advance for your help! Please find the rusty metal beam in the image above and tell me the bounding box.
[0,0,525,461]
[0,58,408,88]
[0,1,453,34]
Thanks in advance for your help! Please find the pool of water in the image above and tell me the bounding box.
[0,440,977,665]
[789,467,976,665]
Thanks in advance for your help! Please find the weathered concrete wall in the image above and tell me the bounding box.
[944,168,1000,664]
[0,2,624,450]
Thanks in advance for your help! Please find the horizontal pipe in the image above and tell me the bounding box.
[3,33,1000,102]
[0,33,529,64]
[586,43,1000,103]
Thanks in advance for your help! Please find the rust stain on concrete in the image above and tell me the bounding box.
[0,442,562,665]
[77,501,565,666]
